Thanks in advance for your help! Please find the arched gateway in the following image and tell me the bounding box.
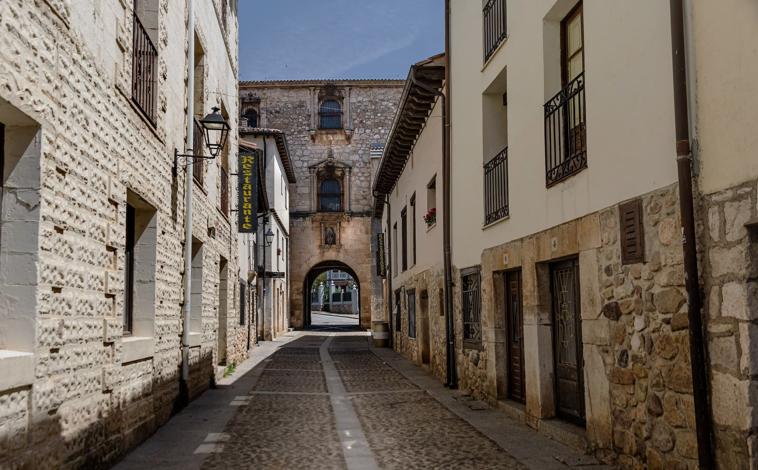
[303,260,361,329]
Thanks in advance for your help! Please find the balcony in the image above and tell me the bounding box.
[483,0,507,62]
[544,73,587,187]
[484,146,509,226]
[131,14,157,125]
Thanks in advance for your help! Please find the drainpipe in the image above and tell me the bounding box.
[442,0,457,388]
[670,0,713,467]
[260,136,268,340]
[179,0,195,404]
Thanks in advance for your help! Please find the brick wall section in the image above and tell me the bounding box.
[0,0,244,467]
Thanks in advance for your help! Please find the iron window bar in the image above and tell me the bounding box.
[131,13,157,125]
[461,267,482,346]
[484,146,509,225]
[544,72,587,187]
[483,0,507,62]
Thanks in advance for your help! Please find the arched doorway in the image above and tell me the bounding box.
[303,261,361,330]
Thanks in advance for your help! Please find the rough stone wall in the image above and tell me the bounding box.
[0,1,244,468]
[239,81,403,327]
[596,185,696,469]
[459,184,698,468]
[391,267,447,382]
[700,180,758,469]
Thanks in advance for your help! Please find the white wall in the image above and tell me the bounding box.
[383,98,444,285]
[450,0,679,267]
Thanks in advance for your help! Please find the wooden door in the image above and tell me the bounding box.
[505,270,525,403]
[551,259,585,424]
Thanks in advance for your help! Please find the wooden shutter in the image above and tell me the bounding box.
[619,199,645,265]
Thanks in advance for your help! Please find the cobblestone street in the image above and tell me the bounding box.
[117,333,611,470]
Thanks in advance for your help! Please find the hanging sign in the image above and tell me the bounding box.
[376,233,386,278]
[238,151,259,233]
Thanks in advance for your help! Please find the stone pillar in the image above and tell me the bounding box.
[329,281,335,307]
[317,282,324,310]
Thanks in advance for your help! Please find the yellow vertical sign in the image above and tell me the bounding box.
[238,152,258,233]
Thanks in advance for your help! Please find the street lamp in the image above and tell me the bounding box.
[173,106,231,175]
[199,107,231,158]
[264,228,275,247]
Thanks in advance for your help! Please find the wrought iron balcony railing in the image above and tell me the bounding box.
[544,73,587,187]
[131,14,157,125]
[483,0,507,62]
[484,146,509,225]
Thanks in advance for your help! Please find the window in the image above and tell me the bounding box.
[401,207,408,271]
[319,178,342,212]
[192,37,206,187]
[395,289,402,332]
[124,205,136,333]
[410,194,417,266]
[243,108,258,128]
[392,223,398,275]
[462,267,482,346]
[132,0,158,124]
[123,194,158,337]
[239,280,247,325]
[483,0,507,62]
[407,290,416,339]
[544,2,586,187]
[483,68,509,225]
[276,229,280,271]
[218,258,229,366]
[191,239,204,333]
[319,99,342,129]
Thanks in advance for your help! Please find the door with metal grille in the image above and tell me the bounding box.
[551,259,585,424]
[505,270,525,403]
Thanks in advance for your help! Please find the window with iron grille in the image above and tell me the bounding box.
[395,289,402,332]
[484,146,509,225]
[410,194,417,266]
[407,290,416,339]
[220,165,229,216]
[239,280,246,325]
[483,0,507,62]
[461,267,482,346]
[193,119,204,187]
[319,99,342,129]
[131,1,158,125]
[401,207,408,271]
[124,204,136,334]
[544,3,586,187]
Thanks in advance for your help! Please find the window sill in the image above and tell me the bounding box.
[482,215,509,230]
[0,350,34,391]
[425,223,437,232]
[122,337,154,363]
[482,34,510,72]
[188,332,202,348]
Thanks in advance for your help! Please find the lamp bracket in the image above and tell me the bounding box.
[173,148,217,176]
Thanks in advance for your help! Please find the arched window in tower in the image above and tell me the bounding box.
[319,100,342,129]
[243,108,258,128]
[319,178,342,212]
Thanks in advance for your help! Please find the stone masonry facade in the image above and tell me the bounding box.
[417,184,700,468]
[699,179,758,469]
[0,1,248,468]
[239,81,403,329]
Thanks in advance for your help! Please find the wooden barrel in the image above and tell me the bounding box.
[372,321,389,348]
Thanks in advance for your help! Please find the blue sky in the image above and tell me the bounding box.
[238,0,444,81]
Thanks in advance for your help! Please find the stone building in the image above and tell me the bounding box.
[239,79,403,329]
[238,130,296,341]
[372,1,758,468]
[0,0,248,467]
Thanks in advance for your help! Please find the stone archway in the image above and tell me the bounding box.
[303,260,362,329]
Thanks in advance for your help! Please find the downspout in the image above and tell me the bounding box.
[260,136,268,340]
[670,1,713,468]
[180,0,195,404]
[443,0,457,388]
